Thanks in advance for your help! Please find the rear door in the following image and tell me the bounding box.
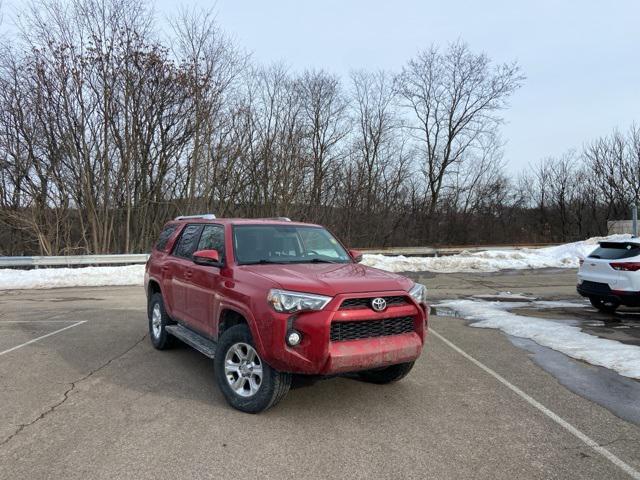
[167,224,204,324]
[151,223,180,313]
[188,224,226,338]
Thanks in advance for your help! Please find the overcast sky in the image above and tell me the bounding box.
[6,0,633,173]
[154,0,640,173]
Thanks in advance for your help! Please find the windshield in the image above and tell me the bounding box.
[233,225,351,265]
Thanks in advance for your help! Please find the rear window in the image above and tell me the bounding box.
[155,224,178,251]
[588,242,640,260]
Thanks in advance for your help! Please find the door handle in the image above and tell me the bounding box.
[185,269,193,279]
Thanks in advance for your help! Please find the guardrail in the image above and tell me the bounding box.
[0,254,149,268]
[0,243,556,268]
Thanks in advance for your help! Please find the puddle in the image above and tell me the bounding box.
[435,295,640,377]
[439,293,640,347]
[434,295,640,423]
[509,336,640,426]
[471,293,537,302]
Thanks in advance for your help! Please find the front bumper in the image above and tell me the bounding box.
[324,332,423,374]
[261,290,428,375]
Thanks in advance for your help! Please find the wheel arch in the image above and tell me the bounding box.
[217,305,265,355]
[147,278,162,298]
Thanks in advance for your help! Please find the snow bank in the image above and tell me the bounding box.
[0,265,145,290]
[0,234,631,290]
[438,299,640,380]
[362,234,631,273]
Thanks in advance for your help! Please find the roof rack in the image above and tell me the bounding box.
[263,217,291,222]
[174,213,217,221]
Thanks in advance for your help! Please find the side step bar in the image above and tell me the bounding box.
[166,324,217,358]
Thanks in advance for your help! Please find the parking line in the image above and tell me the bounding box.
[0,320,82,324]
[430,328,640,480]
[0,321,86,357]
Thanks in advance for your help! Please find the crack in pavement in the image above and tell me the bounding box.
[0,333,147,448]
[562,437,640,451]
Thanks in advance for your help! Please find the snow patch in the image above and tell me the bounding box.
[437,299,640,380]
[362,234,631,273]
[0,265,145,290]
[0,234,631,290]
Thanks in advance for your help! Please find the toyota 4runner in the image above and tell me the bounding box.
[145,214,428,413]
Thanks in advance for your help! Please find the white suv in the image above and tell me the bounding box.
[577,239,640,312]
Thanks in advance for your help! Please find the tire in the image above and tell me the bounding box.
[148,292,174,349]
[215,324,291,413]
[357,361,415,384]
[589,296,619,313]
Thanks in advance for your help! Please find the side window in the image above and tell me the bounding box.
[155,224,178,251]
[197,225,225,262]
[172,224,203,259]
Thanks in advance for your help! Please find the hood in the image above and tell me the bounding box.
[240,262,413,296]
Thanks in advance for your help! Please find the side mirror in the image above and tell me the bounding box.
[349,249,363,263]
[193,249,221,266]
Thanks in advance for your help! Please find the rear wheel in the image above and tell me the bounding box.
[148,293,174,349]
[215,324,291,413]
[589,296,619,313]
[357,362,415,384]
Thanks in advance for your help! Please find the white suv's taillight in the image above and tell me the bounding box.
[610,262,640,271]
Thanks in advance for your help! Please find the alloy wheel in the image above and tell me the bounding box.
[224,342,263,397]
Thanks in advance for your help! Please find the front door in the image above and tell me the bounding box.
[188,224,226,338]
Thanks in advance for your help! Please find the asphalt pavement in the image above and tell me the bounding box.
[1,269,639,479]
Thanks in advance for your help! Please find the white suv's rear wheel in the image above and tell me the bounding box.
[589,296,619,313]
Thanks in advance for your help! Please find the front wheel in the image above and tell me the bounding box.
[357,361,415,384]
[589,296,619,313]
[215,324,291,413]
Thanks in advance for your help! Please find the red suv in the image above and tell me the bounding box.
[145,215,428,412]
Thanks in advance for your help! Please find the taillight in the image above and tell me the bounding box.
[579,259,584,266]
[610,262,640,271]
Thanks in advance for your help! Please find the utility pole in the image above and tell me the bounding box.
[633,203,638,237]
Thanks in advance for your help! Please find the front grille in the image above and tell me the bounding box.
[330,316,415,342]
[339,295,408,310]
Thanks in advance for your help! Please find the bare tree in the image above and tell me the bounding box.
[396,41,524,216]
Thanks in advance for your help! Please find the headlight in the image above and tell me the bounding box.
[267,289,332,313]
[408,283,428,304]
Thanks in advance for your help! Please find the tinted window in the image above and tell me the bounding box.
[155,224,178,251]
[233,225,350,265]
[173,224,203,259]
[197,225,225,262]
[588,242,640,260]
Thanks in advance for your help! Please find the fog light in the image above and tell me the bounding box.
[286,330,302,346]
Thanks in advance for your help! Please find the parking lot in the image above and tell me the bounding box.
[1,269,639,479]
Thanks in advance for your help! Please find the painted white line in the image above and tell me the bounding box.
[0,321,86,357]
[430,328,640,480]
[0,320,80,324]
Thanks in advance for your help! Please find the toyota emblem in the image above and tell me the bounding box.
[371,297,387,312]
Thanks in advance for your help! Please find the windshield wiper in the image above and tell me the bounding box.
[243,259,289,265]
[291,258,340,264]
